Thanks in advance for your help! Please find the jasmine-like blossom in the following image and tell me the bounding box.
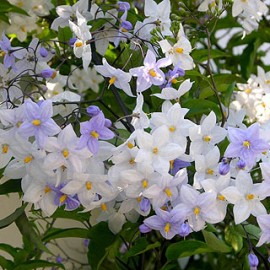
[18,99,61,149]
[225,123,269,168]
[142,207,187,240]
[77,111,114,154]
[129,50,171,93]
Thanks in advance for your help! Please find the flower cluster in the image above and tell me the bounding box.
[0,0,270,269]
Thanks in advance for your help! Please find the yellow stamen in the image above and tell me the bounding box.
[246,193,254,200]
[44,185,51,193]
[51,71,57,79]
[245,88,251,94]
[171,78,178,84]
[217,194,225,201]
[129,158,135,164]
[59,194,67,203]
[203,135,211,142]
[152,147,158,154]
[262,151,268,155]
[90,131,99,139]
[164,188,172,197]
[2,144,9,154]
[142,179,148,188]
[24,156,33,163]
[16,121,22,128]
[75,40,83,47]
[243,140,250,148]
[21,26,26,32]
[122,28,128,32]
[265,80,270,84]
[127,142,134,149]
[193,207,200,215]
[175,48,184,54]
[169,125,176,132]
[62,149,69,158]
[137,196,142,202]
[101,203,107,211]
[170,160,174,170]
[52,90,59,96]
[109,76,116,86]
[85,181,92,190]
[262,102,266,108]
[32,119,41,126]
[206,168,214,175]
[149,69,157,77]
[164,222,171,233]
[0,51,5,57]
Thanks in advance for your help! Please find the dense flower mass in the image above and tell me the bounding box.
[0,0,270,269]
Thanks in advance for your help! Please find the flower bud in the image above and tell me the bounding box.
[87,105,101,116]
[69,37,77,46]
[39,47,48,58]
[237,159,246,170]
[139,223,152,233]
[41,68,57,79]
[118,1,130,11]
[219,158,230,175]
[140,197,150,212]
[179,223,191,237]
[105,118,112,128]
[121,20,133,31]
[248,253,259,270]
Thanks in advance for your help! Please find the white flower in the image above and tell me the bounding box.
[221,171,267,224]
[256,214,270,246]
[95,58,134,97]
[69,10,92,71]
[189,111,227,156]
[193,146,220,189]
[135,125,184,174]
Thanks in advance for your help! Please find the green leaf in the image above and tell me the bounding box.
[58,26,72,46]
[0,204,26,229]
[0,179,22,195]
[224,82,236,107]
[123,237,161,259]
[166,240,214,261]
[15,212,52,255]
[240,38,261,79]
[202,230,232,253]
[0,0,29,17]
[183,99,221,118]
[42,227,89,242]
[192,49,229,63]
[224,225,243,253]
[13,260,64,270]
[0,255,14,270]
[0,244,19,259]
[88,222,116,270]
[51,207,90,222]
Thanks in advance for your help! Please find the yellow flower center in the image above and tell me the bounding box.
[24,156,33,163]
[2,144,9,154]
[149,69,157,77]
[44,185,51,193]
[164,188,172,197]
[62,149,69,158]
[109,76,117,86]
[243,140,250,148]
[142,179,148,188]
[203,135,211,142]
[169,125,176,132]
[101,203,107,211]
[245,88,251,94]
[171,78,178,84]
[175,47,184,54]
[152,147,158,154]
[246,193,255,200]
[20,26,26,32]
[206,168,214,175]
[59,194,67,203]
[127,142,134,149]
[75,40,83,47]
[170,160,174,170]
[16,121,22,127]
[32,119,41,126]
[164,222,171,233]
[129,158,135,164]
[217,194,225,201]
[265,80,270,84]
[90,131,99,139]
[86,181,92,190]
[193,207,200,216]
